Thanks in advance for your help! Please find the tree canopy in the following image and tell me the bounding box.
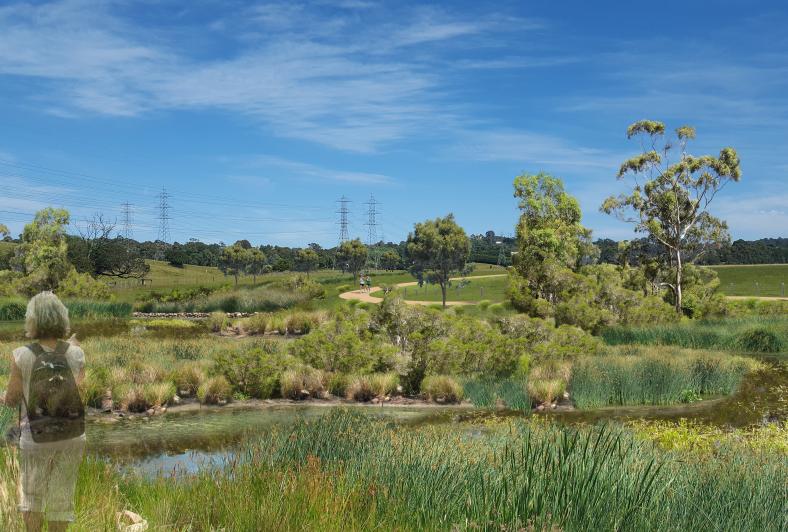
[406,214,470,307]
[601,120,741,313]
[336,239,368,277]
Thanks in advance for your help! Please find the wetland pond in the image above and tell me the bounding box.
[82,356,785,477]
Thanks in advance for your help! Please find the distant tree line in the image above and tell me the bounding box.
[594,237,788,266]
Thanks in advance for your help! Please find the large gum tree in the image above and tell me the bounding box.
[601,120,741,313]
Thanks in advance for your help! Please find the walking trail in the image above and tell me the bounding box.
[339,274,508,306]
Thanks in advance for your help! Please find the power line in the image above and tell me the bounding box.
[336,196,350,245]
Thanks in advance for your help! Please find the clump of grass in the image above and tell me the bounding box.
[113,384,149,412]
[240,313,269,334]
[79,367,110,408]
[197,376,232,404]
[280,368,325,400]
[527,360,571,405]
[207,312,229,332]
[421,375,464,403]
[143,382,176,407]
[326,372,348,397]
[170,363,205,397]
[369,372,399,397]
[345,375,375,402]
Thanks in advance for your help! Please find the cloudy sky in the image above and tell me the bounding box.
[1,0,786,246]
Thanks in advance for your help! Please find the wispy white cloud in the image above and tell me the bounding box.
[250,155,393,185]
[0,0,546,152]
[448,129,621,169]
[712,193,788,239]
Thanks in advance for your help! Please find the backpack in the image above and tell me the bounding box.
[22,341,85,443]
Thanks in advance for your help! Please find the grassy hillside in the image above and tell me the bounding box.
[710,264,788,297]
[393,274,508,302]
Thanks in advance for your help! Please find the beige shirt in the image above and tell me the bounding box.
[13,343,86,449]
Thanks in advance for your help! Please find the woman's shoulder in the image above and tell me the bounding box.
[66,344,86,364]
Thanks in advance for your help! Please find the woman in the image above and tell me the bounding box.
[3,292,86,532]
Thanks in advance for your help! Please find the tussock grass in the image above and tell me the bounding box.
[463,377,529,410]
[0,299,132,321]
[421,375,464,403]
[136,285,310,313]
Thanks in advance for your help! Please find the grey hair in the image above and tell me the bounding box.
[25,291,70,340]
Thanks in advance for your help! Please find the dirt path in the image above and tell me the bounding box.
[725,295,788,301]
[339,274,508,306]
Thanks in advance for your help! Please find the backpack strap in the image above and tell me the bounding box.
[55,340,70,355]
[26,343,44,357]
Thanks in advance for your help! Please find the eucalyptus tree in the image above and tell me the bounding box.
[601,120,741,313]
[295,248,319,277]
[336,239,368,278]
[219,244,250,286]
[406,214,470,308]
[245,248,268,283]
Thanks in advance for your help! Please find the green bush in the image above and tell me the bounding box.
[207,312,229,332]
[79,367,110,408]
[0,300,25,321]
[197,376,232,404]
[421,375,464,403]
[735,328,783,353]
[370,372,399,396]
[213,341,296,399]
[326,372,349,397]
[143,382,176,407]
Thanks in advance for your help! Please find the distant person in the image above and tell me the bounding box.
[359,274,365,292]
[3,292,86,532]
[365,274,372,292]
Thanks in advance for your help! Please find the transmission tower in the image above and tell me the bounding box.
[120,202,133,240]
[364,194,380,246]
[157,188,171,243]
[336,196,350,244]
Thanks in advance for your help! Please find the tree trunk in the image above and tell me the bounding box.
[440,281,447,308]
[674,249,683,314]
[234,273,238,286]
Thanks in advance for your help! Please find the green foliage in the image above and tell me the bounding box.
[421,375,464,403]
[603,121,742,313]
[56,269,112,299]
[406,214,470,307]
[336,238,368,277]
[289,312,398,374]
[0,300,26,321]
[219,244,251,285]
[735,327,783,353]
[12,207,72,295]
[213,341,297,399]
[170,363,206,397]
[280,367,325,400]
[463,377,530,410]
[294,248,319,276]
[207,311,228,332]
[64,300,132,319]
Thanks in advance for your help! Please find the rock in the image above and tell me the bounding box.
[172,395,181,405]
[550,403,557,409]
[371,397,380,404]
[160,406,167,413]
[384,396,391,402]
[117,510,149,531]
[145,408,155,416]
[536,404,545,411]
[217,399,227,406]
[396,385,403,393]
[101,397,114,413]
[300,389,310,398]
[562,392,570,400]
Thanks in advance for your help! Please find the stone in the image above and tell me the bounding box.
[146,408,155,416]
[371,397,380,404]
[536,404,545,411]
[172,395,181,405]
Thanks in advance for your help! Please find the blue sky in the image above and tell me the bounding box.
[1,0,786,246]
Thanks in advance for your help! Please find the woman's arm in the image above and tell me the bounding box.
[4,356,24,407]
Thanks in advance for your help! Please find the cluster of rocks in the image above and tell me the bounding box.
[132,312,258,319]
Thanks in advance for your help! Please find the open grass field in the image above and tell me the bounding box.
[710,264,788,297]
[392,274,508,303]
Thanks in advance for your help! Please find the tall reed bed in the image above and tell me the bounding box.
[463,377,529,410]
[135,285,311,313]
[3,411,783,531]
[603,316,787,352]
[570,347,761,408]
[0,299,132,321]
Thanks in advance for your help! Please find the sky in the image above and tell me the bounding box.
[1,0,787,247]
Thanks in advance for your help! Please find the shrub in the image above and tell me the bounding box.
[198,376,232,404]
[56,270,112,300]
[280,367,325,400]
[65,300,132,319]
[735,328,783,353]
[477,300,491,310]
[0,300,26,321]
[170,363,205,397]
[213,341,296,399]
[169,341,203,360]
[345,375,376,402]
[421,375,464,403]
